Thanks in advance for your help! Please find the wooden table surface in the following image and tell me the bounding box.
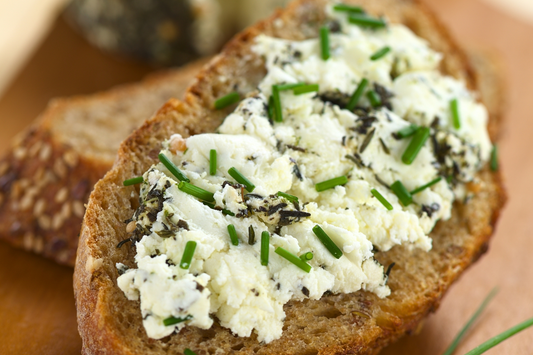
[0,0,532,354]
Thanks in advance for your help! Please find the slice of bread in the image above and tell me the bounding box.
[74,0,506,354]
[0,60,206,266]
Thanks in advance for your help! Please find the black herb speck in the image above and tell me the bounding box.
[379,138,390,154]
[359,127,376,153]
[302,287,310,297]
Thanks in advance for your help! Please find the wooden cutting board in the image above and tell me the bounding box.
[0,0,532,353]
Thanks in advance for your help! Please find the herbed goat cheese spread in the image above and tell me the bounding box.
[116,4,491,344]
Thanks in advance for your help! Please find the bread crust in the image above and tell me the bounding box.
[74,1,506,354]
[0,60,205,266]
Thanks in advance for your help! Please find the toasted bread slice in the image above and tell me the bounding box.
[0,60,206,266]
[74,0,505,354]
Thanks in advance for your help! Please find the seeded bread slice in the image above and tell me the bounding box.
[0,60,206,266]
[73,0,506,354]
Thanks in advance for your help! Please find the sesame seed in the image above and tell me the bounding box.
[38,215,51,230]
[33,237,44,253]
[34,199,46,217]
[63,151,78,168]
[126,221,137,233]
[11,182,22,199]
[19,194,33,211]
[52,214,64,230]
[23,232,34,251]
[55,187,68,203]
[53,159,67,179]
[73,200,85,218]
[13,147,27,160]
[61,202,71,220]
[35,167,45,181]
[39,143,52,161]
[57,250,69,263]
[29,140,42,157]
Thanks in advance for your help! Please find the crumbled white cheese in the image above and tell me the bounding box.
[117,6,490,344]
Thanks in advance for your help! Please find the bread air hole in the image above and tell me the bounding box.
[312,306,343,319]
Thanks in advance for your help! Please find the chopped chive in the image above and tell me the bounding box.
[277,191,299,202]
[179,241,197,269]
[443,287,498,355]
[275,247,312,273]
[293,84,319,95]
[299,252,314,261]
[261,231,270,266]
[214,92,240,110]
[184,349,197,355]
[464,316,533,355]
[370,46,391,61]
[320,26,330,60]
[333,4,364,13]
[347,78,368,111]
[159,153,190,182]
[276,82,305,91]
[410,177,442,195]
[228,167,255,192]
[222,209,235,216]
[371,188,393,210]
[395,124,419,139]
[450,98,461,129]
[267,95,275,121]
[315,175,348,192]
[312,225,343,259]
[227,224,239,246]
[248,225,255,245]
[209,149,217,175]
[123,176,143,186]
[390,180,412,206]
[178,181,214,202]
[401,127,430,165]
[163,314,193,326]
[202,201,234,216]
[491,145,498,171]
[272,85,283,122]
[366,90,381,107]
[348,13,386,28]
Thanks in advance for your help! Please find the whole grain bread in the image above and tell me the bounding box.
[74,0,506,354]
[0,60,206,266]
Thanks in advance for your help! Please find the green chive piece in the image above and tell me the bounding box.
[410,177,442,195]
[315,175,348,192]
[395,124,419,139]
[228,167,255,192]
[348,13,386,28]
[299,252,314,261]
[366,90,381,107]
[248,225,255,245]
[401,127,430,165]
[293,84,319,95]
[261,231,270,266]
[214,92,240,110]
[209,149,217,175]
[320,26,330,60]
[267,95,275,121]
[333,4,364,13]
[272,85,283,122]
[347,78,368,111]
[276,82,305,91]
[123,176,143,186]
[390,180,412,206]
[277,191,299,202]
[179,241,197,269]
[371,188,393,210]
[184,349,197,355]
[163,314,193,326]
[275,247,312,273]
[370,46,391,61]
[312,225,343,259]
[227,224,239,246]
[178,181,214,202]
[491,145,498,171]
[159,153,190,182]
[464,317,533,355]
[202,201,234,216]
[450,98,461,129]
[443,287,498,355]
